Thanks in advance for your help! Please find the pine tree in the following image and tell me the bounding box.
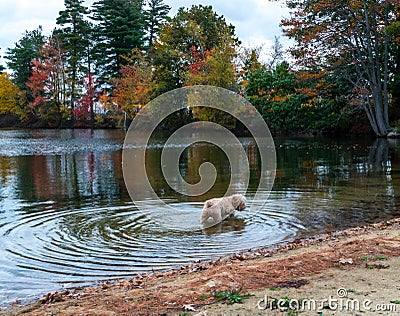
[0,50,5,72]
[5,27,44,101]
[56,0,92,121]
[92,0,145,83]
[144,0,170,48]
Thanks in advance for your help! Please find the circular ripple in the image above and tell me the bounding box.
[0,199,300,304]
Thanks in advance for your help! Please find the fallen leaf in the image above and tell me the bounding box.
[39,292,65,304]
[183,304,196,311]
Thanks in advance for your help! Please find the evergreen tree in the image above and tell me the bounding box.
[0,50,4,72]
[92,0,145,82]
[5,27,44,101]
[56,0,92,119]
[144,0,170,48]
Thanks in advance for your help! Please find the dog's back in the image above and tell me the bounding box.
[200,202,222,224]
[204,197,223,208]
[201,196,235,224]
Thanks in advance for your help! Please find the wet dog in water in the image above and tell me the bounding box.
[200,194,246,225]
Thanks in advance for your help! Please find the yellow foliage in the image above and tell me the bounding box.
[0,72,20,115]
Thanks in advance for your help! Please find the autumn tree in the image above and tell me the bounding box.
[0,72,20,115]
[246,62,341,132]
[26,37,67,126]
[56,0,92,120]
[184,35,238,88]
[153,5,239,95]
[74,73,100,127]
[113,49,153,119]
[184,33,239,129]
[281,0,399,136]
[153,5,240,130]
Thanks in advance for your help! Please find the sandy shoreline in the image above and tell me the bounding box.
[1,218,400,315]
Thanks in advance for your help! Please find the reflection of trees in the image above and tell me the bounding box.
[144,139,259,201]
[15,156,36,201]
[145,143,231,201]
[186,144,230,201]
[8,151,126,207]
[368,138,389,167]
[0,157,14,182]
[273,137,394,191]
[281,137,398,234]
[0,157,21,203]
[32,155,51,199]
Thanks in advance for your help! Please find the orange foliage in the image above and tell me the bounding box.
[113,51,153,118]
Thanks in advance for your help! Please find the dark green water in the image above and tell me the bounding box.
[0,129,399,305]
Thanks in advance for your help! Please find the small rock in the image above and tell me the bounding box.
[339,258,353,265]
[183,304,196,311]
[207,280,216,287]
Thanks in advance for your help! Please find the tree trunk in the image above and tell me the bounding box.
[368,138,389,167]
[361,0,390,136]
[71,67,76,128]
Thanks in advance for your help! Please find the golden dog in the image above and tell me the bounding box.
[200,194,246,225]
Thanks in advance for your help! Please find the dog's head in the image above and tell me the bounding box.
[231,194,246,211]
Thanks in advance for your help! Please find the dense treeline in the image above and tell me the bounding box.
[0,0,399,136]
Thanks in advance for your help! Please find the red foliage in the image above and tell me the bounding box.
[188,46,211,75]
[26,58,51,110]
[74,74,100,122]
[26,38,64,114]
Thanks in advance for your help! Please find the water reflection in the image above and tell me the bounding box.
[1,131,400,305]
[273,137,400,234]
[202,217,246,236]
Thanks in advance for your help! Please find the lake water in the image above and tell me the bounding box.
[1,129,400,305]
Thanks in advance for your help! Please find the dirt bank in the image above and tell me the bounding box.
[2,218,400,316]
